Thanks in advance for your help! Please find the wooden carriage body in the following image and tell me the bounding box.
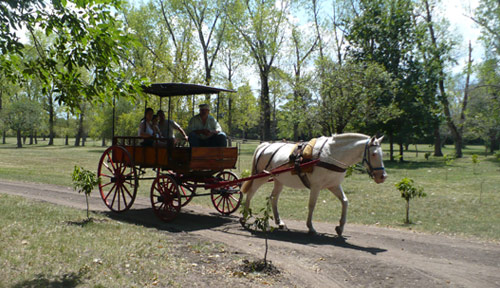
[97,83,241,221]
[112,136,238,173]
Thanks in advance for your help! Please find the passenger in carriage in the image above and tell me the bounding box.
[138,107,155,146]
[186,103,227,147]
[157,110,189,144]
[151,114,162,138]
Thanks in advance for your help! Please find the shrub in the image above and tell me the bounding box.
[395,177,426,224]
[72,166,100,220]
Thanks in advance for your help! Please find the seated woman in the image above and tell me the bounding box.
[138,108,155,146]
[151,114,162,138]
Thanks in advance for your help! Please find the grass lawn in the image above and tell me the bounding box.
[0,138,499,241]
[0,194,237,287]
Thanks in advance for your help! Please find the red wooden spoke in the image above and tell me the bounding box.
[211,171,242,215]
[103,183,117,200]
[98,146,137,213]
[100,181,114,188]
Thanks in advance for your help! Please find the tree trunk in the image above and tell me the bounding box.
[260,72,272,141]
[29,133,33,145]
[75,112,84,147]
[293,87,299,141]
[2,131,6,144]
[16,129,22,148]
[405,200,410,224]
[399,143,404,162]
[65,135,69,146]
[228,95,233,136]
[389,133,394,161]
[48,102,54,146]
[433,125,443,156]
[34,131,38,144]
[424,0,466,158]
[102,138,106,147]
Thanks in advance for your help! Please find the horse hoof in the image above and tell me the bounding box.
[335,226,343,237]
[278,224,288,230]
[308,229,317,236]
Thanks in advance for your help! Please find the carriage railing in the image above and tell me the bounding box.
[112,136,178,169]
[111,136,238,173]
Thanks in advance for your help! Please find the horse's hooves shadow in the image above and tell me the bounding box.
[241,224,386,255]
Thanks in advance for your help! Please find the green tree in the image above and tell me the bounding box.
[0,0,142,110]
[347,0,438,161]
[418,0,471,158]
[1,97,43,148]
[182,0,228,90]
[472,0,500,57]
[395,177,426,224]
[156,0,198,83]
[465,58,500,153]
[317,60,398,135]
[232,83,259,139]
[287,25,318,141]
[72,166,100,221]
[227,0,289,140]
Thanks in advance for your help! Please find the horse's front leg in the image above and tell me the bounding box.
[270,181,286,229]
[306,187,321,235]
[328,185,348,237]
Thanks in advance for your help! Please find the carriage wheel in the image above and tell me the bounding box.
[151,174,181,222]
[98,146,137,212]
[211,171,242,215]
[179,182,195,207]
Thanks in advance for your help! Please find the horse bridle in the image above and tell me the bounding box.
[362,139,385,179]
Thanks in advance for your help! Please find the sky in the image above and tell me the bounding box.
[441,0,483,71]
[16,0,483,74]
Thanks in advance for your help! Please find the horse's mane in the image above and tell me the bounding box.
[331,133,370,142]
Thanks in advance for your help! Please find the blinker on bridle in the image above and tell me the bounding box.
[362,139,385,179]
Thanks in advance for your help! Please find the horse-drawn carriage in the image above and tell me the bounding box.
[97,83,387,236]
[97,83,243,222]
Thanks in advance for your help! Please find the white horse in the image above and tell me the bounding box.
[241,133,386,236]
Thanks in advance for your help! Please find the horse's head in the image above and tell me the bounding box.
[362,136,387,184]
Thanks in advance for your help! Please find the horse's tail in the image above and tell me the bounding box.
[241,142,268,194]
[241,179,253,194]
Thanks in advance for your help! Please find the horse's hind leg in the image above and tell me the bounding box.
[270,181,286,229]
[328,185,348,237]
[240,178,267,225]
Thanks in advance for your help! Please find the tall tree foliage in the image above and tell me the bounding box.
[347,0,433,161]
[226,0,289,141]
[182,0,227,91]
[0,0,142,110]
[472,0,500,58]
[419,0,469,158]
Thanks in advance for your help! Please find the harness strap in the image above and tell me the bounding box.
[297,171,311,189]
[316,161,347,173]
[265,143,288,171]
[254,143,288,175]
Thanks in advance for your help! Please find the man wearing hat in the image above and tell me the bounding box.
[186,103,227,147]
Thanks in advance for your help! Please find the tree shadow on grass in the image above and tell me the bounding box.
[12,271,85,288]
[484,157,500,168]
[103,207,234,233]
[384,160,446,170]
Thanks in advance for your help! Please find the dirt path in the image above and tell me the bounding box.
[1,179,499,288]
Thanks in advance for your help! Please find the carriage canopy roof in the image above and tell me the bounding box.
[142,83,234,98]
